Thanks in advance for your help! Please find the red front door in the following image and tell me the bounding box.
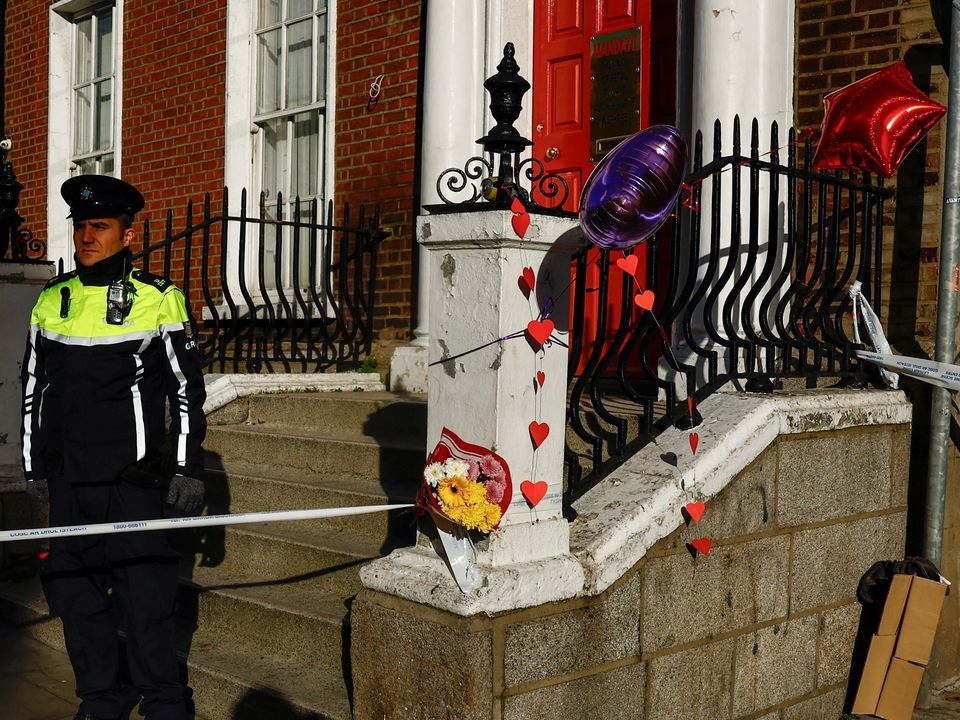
[532,0,662,376]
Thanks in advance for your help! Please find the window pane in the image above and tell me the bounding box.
[75,17,93,84]
[261,204,278,291]
[285,19,312,108]
[258,0,280,27]
[76,157,97,175]
[74,85,92,154]
[316,15,327,101]
[257,29,282,114]
[294,203,313,287]
[287,0,313,20]
[100,154,115,177]
[291,111,319,198]
[94,80,113,151]
[95,8,113,77]
[261,117,287,200]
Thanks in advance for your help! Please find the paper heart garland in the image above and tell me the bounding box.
[512,212,531,239]
[634,290,656,312]
[536,370,546,387]
[511,196,531,239]
[526,319,555,348]
[529,421,550,448]
[521,267,536,292]
[616,254,640,277]
[689,432,700,455]
[520,480,548,507]
[683,501,706,523]
[689,537,713,556]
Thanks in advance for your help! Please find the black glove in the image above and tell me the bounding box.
[25,478,49,503]
[164,475,204,516]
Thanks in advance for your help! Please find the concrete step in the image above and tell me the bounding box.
[201,462,418,546]
[176,523,378,598]
[203,424,425,486]
[242,391,427,441]
[0,576,354,720]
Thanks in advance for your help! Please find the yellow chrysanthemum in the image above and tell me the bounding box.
[437,475,469,508]
[462,480,488,505]
[483,502,502,530]
[444,499,503,533]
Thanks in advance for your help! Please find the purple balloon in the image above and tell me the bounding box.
[579,125,687,250]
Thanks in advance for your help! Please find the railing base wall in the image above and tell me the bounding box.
[354,387,911,719]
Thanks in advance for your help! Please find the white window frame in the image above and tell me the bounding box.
[48,0,123,269]
[225,0,337,300]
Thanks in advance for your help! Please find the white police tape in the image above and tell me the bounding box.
[856,350,960,392]
[0,504,414,543]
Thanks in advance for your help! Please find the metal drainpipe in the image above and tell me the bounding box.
[926,0,960,585]
[921,0,960,703]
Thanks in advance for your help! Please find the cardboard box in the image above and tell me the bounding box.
[851,574,948,720]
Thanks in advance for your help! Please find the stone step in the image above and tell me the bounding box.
[242,391,427,441]
[201,462,418,546]
[0,576,353,720]
[176,523,378,599]
[203,424,425,485]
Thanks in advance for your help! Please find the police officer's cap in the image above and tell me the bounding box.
[61,175,145,221]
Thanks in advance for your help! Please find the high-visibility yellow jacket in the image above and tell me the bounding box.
[20,248,206,484]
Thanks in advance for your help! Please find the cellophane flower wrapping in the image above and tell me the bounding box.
[417,427,512,534]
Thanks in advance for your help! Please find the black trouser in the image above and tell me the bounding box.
[40,472,189,720]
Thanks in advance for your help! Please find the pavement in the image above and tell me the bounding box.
[1,617,959,720]
[0,621,212,720]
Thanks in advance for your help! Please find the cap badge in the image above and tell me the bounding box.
[80,186,94,200]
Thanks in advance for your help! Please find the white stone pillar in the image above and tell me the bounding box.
[391,1,488,392]
[680,1,795,378]
[362,211,586,615]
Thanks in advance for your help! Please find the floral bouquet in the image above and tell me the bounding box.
[417,427,512,534]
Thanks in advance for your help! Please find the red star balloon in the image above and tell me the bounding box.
[812,61,946,178]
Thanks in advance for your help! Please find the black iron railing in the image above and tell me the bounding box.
[131,188,387,373]
[564,116,893,504]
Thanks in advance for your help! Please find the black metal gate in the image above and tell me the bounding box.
[565,116,893,503]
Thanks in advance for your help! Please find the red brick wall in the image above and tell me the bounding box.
[121,0,227,317]
[335,0,422,342]
[4,0,50,248]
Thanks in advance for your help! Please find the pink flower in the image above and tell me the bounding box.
[466,460,480,482]
[479,454,504,480]
[485,476,505,504]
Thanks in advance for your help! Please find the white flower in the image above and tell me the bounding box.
[443,458,470,478]
[423,462,445,487]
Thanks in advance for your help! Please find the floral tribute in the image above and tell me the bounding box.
[417,427,513,534]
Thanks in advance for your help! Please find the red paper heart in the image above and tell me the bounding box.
[690,537,713,556]
[511,196,525,214]
[512,211,531,239]
[689,432,700,455]
[520,480,548,507]
[634,290,656,312]
[522,266,536,292]
[536,370,546,387]
[526,319,555,348]
[529,421,550,448]
[684,501,706,523]
[616,254,640,277]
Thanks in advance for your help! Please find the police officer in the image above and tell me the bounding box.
[20,175,207,720]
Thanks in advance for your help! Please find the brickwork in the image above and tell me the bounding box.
[352,423,912,720]
[334,1,422,342]
[4,0,50,249]
[795,0,943,349]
